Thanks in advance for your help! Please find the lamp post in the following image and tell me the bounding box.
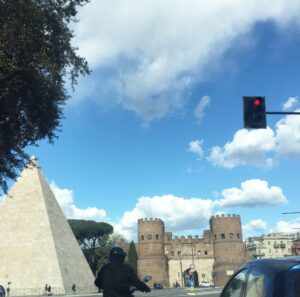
[212,272,216,286]
[179,252,183,287]
[191,245,194,265]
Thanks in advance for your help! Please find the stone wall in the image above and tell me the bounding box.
[168,258,214,286]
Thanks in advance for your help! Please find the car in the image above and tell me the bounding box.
[0,285,5,297]
[199,281,214,288]
[220,256,300,297]
[153,283,163,289]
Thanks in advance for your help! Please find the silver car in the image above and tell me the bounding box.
[0,285,5,297]
[220,256,300,297]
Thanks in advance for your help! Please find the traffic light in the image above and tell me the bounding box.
[243,96,266,129]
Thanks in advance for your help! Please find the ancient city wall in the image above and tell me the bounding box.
[137,214,249,287]
[166,237,213,258]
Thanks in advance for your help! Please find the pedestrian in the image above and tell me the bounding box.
[44,284,48,295]
[6,286,10,297]
[95,247,151,297]
[72,284,76,294]
[47,285,52,295]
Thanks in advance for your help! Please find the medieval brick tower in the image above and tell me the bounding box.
[137,218,169,287]
[210,214,250,286]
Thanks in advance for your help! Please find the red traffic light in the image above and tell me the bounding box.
[254,99,261,106]
[243,96,267,129]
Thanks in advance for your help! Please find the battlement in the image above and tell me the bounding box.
[210,214,240,220]
[138,218,164,224]
[172,235,202,243]
[138,218,165,231]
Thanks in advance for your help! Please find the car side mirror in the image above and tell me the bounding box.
[143,275,152,282]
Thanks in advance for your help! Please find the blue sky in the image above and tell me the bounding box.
[20,0,300,240]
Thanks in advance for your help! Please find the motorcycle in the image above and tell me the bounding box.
[130,275,152,295]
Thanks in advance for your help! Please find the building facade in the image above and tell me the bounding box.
[137,214,250,287]
[292,233,300,256]
[246,233,294,259]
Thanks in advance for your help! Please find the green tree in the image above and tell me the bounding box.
[95,234,114,270]
[127,240,137,274]
[0,0,90,193]
[68,219,113,274]
[95,233,128,272]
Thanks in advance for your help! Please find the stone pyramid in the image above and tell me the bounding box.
[0,157,96,296]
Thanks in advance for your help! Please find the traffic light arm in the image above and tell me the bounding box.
[266,112,300,115]
[282,212,300,214]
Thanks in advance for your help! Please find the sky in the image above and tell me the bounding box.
[16,0,300,241]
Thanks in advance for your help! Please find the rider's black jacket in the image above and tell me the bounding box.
[94,261,150,297]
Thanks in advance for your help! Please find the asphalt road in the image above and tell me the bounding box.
[135,287,223,297]
[75,287,223,297]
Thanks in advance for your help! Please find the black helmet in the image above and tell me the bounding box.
[109,247,127,262]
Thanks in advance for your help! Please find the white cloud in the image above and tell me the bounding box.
[275,109,300,156]
[50,182,107,221]
[271,217,300,233]
[208,128,276,168]
[114,180,288,240]
[48,180,290,241]
[188,140,204,158]
[242,219,267,236]
[283,97,298,111]
[194,96,212,122]
[114,194,214,240]
[207,110,300,168]
[72,0,300,122]
[214,179,288,208]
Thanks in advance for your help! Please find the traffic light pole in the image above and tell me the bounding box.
[266,112,300,115]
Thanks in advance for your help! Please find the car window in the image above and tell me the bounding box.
[245,269,266,297]
[222,269,247,297]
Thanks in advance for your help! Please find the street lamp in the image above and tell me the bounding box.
[191,245,194,265]
[179,252,183,287]
[212,272,216,286]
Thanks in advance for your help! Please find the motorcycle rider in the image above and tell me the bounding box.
[95,247,151,297]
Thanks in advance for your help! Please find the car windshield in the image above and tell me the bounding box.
[2,2,300,296]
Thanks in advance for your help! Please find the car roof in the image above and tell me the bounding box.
[244,256,300,273]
